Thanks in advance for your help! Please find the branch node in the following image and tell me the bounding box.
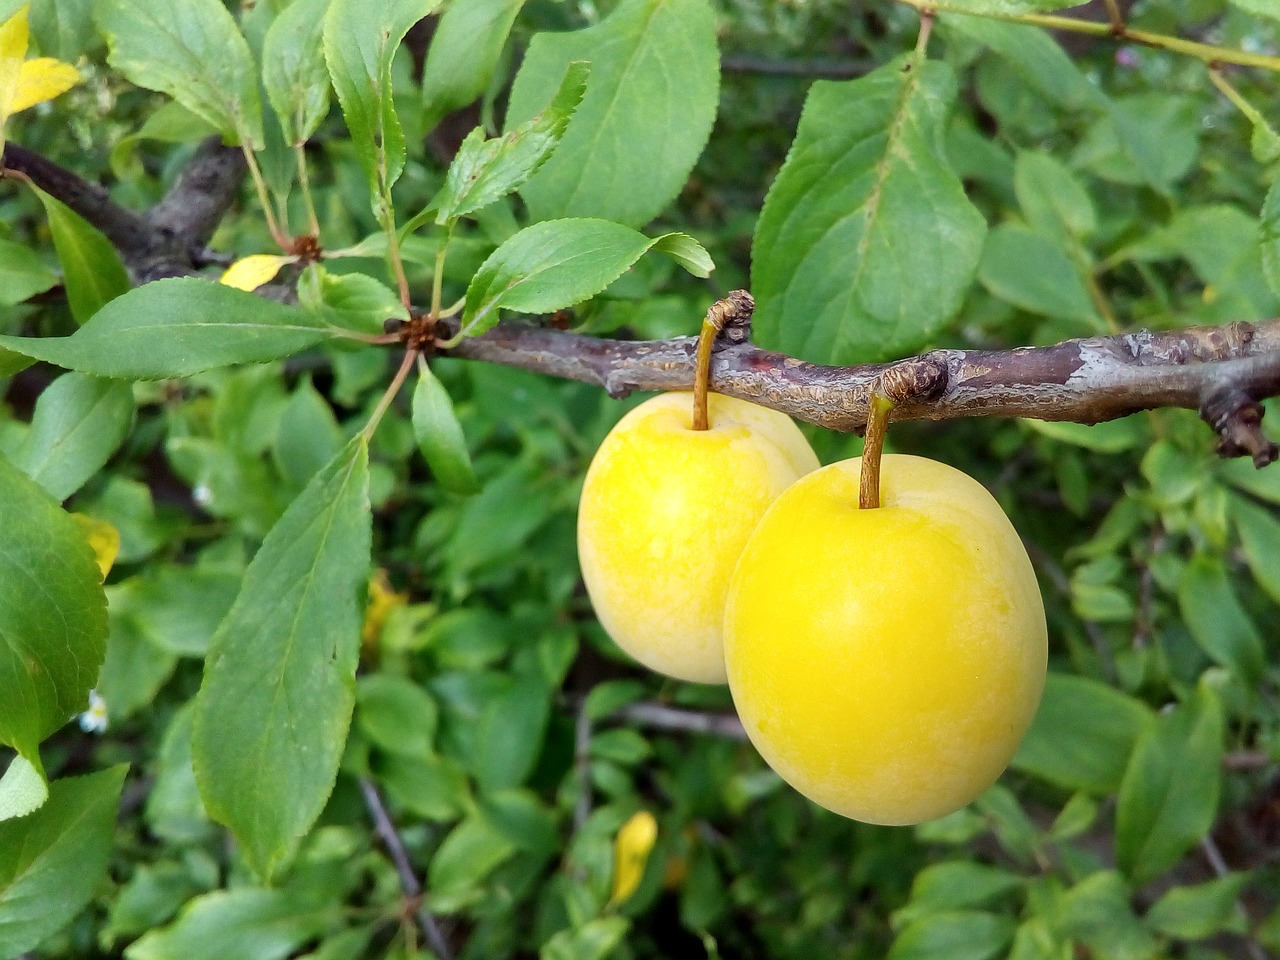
[1200,383,1278,468]
[876,354,949,408]
[707,289,754,349]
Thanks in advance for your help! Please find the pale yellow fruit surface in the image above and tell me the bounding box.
[724,454,1047,824]
[578,392,818,684]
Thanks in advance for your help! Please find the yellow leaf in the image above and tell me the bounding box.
[219,254,295,292]
[0,6,29,148]
[362,569,408,648]
[70,514,121,579]
[609,810,658,906]
[11,57,79,113]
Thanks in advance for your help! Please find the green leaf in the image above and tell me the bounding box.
[1013,673,1155,795]
[15,373,134,501]
[297,264,409,336]
[1013,151,1096,241]
[0,755,47,822]
[1058,871,1157,960]
[431,60,590,226]
[507,0,718,228]
[940,15,1101,111]
[1092,94,1200,193]
[93,0,263,147]
[262,0,332,147]
[1228,0,1280,24]
[323,0,439,198]
[412,363,479,495]
[1178,552,1265,683]
[145,704,211,846]
[421,0,525,129]
[427,815,517,896]
[461,218,711,336]
[32,186,129,325]
[472,673,551,791]
[0,456,106,767]
[125,887,340,960]
[1023,417,1143,454]
[541,917,630,960]
[978,223,1099,325]
[0,237,58,306]
[1262,176,1280,301]
[0,766,125,957]
[123,566,242,659]
[752,55,986,365]
[272,376,344,491]
[888,910,1015,960]
[1116,684,1224,886]
[356,674,438,756]
[0,278,334,379]
[1232,495,1280,606]
[192,436,371,882]
[895,864,1023,927]
[1145,873,1250,940]
[97,608,179,723]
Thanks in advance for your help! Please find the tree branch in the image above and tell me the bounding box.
[446,319,1280,460]
[140,137,248,280]
[1,138,247,280]
[0,142,153,262]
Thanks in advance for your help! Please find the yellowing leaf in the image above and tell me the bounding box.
[70,514,120,579]
[0,6,30,151]
[0,6,28,67]
[362,569,407,648]
[609,810,658,905]
[11,57,79,112]
[219,254,295,292]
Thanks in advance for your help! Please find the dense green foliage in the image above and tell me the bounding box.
[3,0,1280,957]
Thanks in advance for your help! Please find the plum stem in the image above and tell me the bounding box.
[860,392,896,509]
[691,307,727,430]
[691,291,756,430]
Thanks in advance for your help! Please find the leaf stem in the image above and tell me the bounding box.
[1207,66,1278,137]
[379,195,413,311]
[431,229,450,321]
[240,145,289,248]
[897,0,1280,72]
[364,347,419,439]
[294,142,320,239]
[859,392,895,510]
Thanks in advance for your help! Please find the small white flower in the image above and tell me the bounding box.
[79,690,108,733]
[192,483,213,507]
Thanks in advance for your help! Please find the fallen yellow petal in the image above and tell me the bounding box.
[609,810,658,905]
[362,569,408,648]
[70,514,121,579]
[11,57,79,113]
[219,254,295,292]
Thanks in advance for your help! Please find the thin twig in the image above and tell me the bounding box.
[358,777,455,960]
[899,0,1280,72]
[1200,835,1269,960]
[614,703,749,740]
[574,704,593,831]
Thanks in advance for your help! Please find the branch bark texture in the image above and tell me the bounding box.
[448,319,1280,457]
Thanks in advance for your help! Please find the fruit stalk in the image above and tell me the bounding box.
[859,392,895,510]
[692,308,728,431]
[691,291,756,431]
